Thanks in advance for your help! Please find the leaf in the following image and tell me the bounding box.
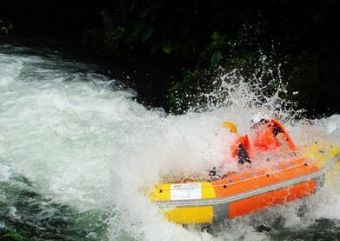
[141,25,154,43]
[162,42,173,54]
[210,51,222,67]
[211,31,220,41]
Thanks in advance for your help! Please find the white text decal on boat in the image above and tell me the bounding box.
[170,183,202,200]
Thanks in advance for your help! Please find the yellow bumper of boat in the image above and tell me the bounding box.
[149,182,216,224]
[303,142,340,186]
[164,206,214,224]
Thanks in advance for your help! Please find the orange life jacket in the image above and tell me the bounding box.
[271,119,297,151]
[252,119,297,152]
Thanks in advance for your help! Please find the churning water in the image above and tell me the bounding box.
[0,45,340,241]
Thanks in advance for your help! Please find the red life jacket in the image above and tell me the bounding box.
[271,119,297,151]
[252,119,297,152]
[253,123,279,151]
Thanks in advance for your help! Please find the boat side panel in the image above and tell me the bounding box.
[228,179,316,218]
[212,159,318,198]
[304,143,340,168]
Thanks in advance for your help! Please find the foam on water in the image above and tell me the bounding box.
[1,45,340,241]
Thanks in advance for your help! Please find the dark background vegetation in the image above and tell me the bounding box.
[1,0,340,117]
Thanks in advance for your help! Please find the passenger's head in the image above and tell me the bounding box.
[250,114,270,129]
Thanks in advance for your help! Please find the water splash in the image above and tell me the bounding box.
[1,45,340,241]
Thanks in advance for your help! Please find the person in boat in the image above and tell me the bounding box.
[209,121,251,179]
[210,117,295,178]
[223,116,296,165]
[222,121,252,166]
[250,116,297,153]
[209,122,252,179]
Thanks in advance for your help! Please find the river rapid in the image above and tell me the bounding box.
[1,45,340,241]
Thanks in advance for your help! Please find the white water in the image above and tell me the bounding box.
[0,45,340,241]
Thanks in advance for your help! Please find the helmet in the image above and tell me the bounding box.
[250,114,261,125]
[250,113,270,127]
[222,121,238,133]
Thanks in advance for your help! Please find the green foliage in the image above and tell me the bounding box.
[98,1,213,59]
[168,68,219,113]
[167,23,268,113]
[162,42,173,54]
[100,1,169,56]
[97,0,298,114]
[199,31,227,68]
